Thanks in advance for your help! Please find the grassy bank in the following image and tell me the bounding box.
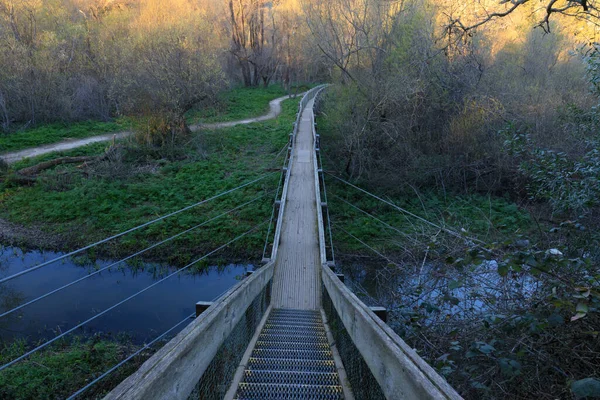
[186,85,290,124]
[327,183,535,256]
[0,86,300,400]
[0,94,299,266]
[317,107,537,259]
[0,121,126,154]
[1,85,293,155]
[0,336,151,399]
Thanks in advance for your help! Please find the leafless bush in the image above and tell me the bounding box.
[70,75,111,121]
[336,209,600,399]
[86,146,159,179]
[39,168,76,192]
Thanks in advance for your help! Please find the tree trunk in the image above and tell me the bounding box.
[240,59,252,87]
[252,64,260,86]
[0,90,9,131]
[18,156,97,176]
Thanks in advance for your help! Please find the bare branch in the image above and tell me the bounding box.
[449,0,599,34]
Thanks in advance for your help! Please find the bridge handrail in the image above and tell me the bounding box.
[313,88,462,400]
[322,266,462,399]
[310,86,330,266]
[104,261,275,400]
[106,84,327,400]
[270,84,327,260]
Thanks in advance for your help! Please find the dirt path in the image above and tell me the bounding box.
[1,94,301,164]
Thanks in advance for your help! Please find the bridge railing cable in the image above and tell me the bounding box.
[261,99,300,261]
[262,146,289,261]
[67,277,240,400]
[331,194,427,247]
[262,85,328,261]
[325,172,485,246]
[0,219,268,373]
[315,128,336,265]
[0,192,270,320]
[67,312,196,399]
[0,173,275,285]
[335,224,401,267]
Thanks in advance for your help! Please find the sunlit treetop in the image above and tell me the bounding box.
[447,0,600,34]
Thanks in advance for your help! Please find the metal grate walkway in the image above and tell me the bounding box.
[233,309,344,400]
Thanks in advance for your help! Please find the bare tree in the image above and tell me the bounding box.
[448,0,600,33]
[228,0,280,87]
[303,0,403,84]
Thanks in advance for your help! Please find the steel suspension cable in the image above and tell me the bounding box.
[262,172,285,260]
[68,139,293,398]
[261,105,305,260]
[0,220,268,372]
[262,144,291,260]
[0,173,275,285]
[67,312,196,399]
[335,224,401,267]
[269,142,289,166]
[69,276,241,399]
[325,172,485,245]
[0,193,270,320]
[318,152,336,265]
[332,194,427,247]
[67,257,259,400]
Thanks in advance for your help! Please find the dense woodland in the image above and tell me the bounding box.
[2,0,600,399]
[0,0,326,133]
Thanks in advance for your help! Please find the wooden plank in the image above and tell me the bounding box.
[322,266,463,400]
[271,97,321,310]
[310,99,328,267]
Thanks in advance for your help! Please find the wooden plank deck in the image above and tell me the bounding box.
[271,98,321,310]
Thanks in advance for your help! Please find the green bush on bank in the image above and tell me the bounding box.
[0,336,145,399]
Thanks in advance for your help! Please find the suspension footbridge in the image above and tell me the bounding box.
[0,86,462,399]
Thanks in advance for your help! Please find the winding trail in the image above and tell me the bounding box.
[1,94,300,164]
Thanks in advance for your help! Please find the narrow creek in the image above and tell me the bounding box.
[0,246,251,344]
[342,259,538,325]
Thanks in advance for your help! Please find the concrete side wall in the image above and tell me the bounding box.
[104,261,275,400]
[322,264,462,400]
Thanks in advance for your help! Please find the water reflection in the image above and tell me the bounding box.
[342,259,538,328]
[0,246,250,344]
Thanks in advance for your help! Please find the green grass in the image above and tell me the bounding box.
[186,84,292,124]
[0,85,299,155]
[0,98,300,265]
[327,182,534,255]
[0,337,146,399]
[316,113,536,258]
[0,120,126,153]
[9,142,110,171]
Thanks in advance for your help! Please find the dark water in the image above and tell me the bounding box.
[343,259,538,324]
[0,246,251,344]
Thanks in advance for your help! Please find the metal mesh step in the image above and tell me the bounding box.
[265,318,323,326]
[246,358,336,373]
[251,348,333,360]
[258,333,329,343]
[269,311,321,320]
[233,308,344,399]
[255,341,330,351]
[243,370,341,386]
[262,324,326,334]
[269,309,320,317]
[235,382,343,400]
